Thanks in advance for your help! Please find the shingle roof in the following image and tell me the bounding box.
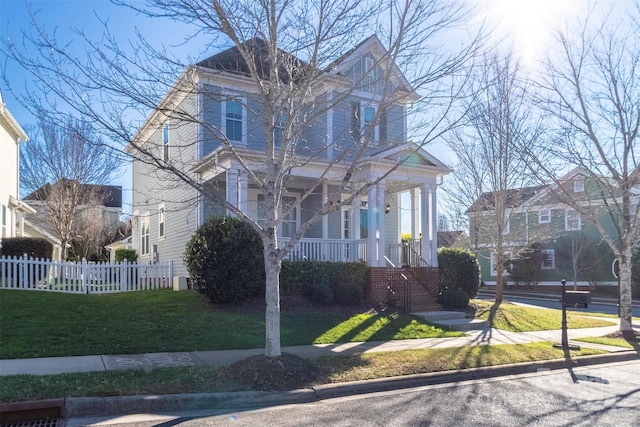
[466,185,546,213]
[196,37,313,83]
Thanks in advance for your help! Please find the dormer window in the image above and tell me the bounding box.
[574,178,584,192]
[352,54,383,94]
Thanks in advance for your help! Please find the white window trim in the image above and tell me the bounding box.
[158,203,166,240]
[490,251,512,277]
[281,193,300,239]
[574,178,584,192]
[502,219,510,235]
[541,249,555,270]
[341,207,351,240]
[565,209,582,231]
[221,96,247,145]
[362,104,378,144]
[539,208,551,224]
[140,212,150,257]
[163,124,170,162]
[1,204,8,238]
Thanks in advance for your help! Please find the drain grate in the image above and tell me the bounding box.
[1,419,64,427]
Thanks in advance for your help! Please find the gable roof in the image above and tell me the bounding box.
[197,37,312,83]
[325,34,417,101]
[467,185,546,214]
[24,179,122,208]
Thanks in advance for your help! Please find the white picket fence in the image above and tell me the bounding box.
[0,255,173,294]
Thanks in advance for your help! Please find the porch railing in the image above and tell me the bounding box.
[387,239,426,267]
[286,239,368,263]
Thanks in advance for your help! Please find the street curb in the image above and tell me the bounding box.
[63,350,639,418]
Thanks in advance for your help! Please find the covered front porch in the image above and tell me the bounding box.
[194,145,449,268]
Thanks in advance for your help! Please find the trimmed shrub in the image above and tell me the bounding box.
[437,248,480,298]
[280,260,367,298]
[0,237,53,260]
[437,288,470,309]
[333,283,363,305]
[184,216,265,304]
[336,262,368,289]
[115,248,138,263]
[310,284,334,304]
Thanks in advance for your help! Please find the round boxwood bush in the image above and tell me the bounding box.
[184,216,264,304]
[437,288,470,309]
[333,283,363,305]
[438,248,480,298]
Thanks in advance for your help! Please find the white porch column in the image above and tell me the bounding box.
[322,181,329,240]
[367,184,378,266]
[238,169,248,215]
[377,182,386,266]
[429,183,438,266]
[226,168,239,216]
[419,183,431,265]
[350,195,360,262]
[410,187,420,240]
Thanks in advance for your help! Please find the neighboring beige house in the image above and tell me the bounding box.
[23,181,123,261]
[0,89,35,247]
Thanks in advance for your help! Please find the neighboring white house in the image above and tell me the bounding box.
[0,89,35,246]
[130,36,451,278]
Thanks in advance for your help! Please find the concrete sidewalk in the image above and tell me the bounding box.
[0,324,632,377]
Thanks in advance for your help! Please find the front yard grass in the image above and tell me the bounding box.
[0,289,462,359]
[471,299,616,332]
[0,342,604,403]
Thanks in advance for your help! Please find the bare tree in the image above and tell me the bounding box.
[20,116,122,260]
[532,4,640,332]
[555,232,608,291]
[69,201,117,261]
[447,52,543,304]
[4,0,482,357]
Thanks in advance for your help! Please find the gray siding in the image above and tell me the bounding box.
[201,85,223,158]
[301,192,322,238]
[132,92,200,277]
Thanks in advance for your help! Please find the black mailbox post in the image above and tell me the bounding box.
[554,279,591,351]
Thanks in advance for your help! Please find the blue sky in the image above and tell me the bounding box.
[3,0,631,221]
[1,0,213,212]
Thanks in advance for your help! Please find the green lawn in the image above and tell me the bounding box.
[0,342,604,403]
[471,300,616,332]
[0,289,462,359]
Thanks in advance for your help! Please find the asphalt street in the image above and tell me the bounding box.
[67,360,640,426]
[477,292,640,318]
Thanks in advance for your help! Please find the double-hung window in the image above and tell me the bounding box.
[158,204,165,239]
[163,124,170,162]
[225,100,243,142]
[281,196,298,238]
[565,209,581,231]
[140,214,150,256]
[1,204,7,238]
[541,249,555,269]
[539,208,551,224]
[351,102,378,144]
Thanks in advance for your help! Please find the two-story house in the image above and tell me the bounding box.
[468,168,625,288]
[23,180,123,261]
[0,89,34,245]
[129,36,451,280]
